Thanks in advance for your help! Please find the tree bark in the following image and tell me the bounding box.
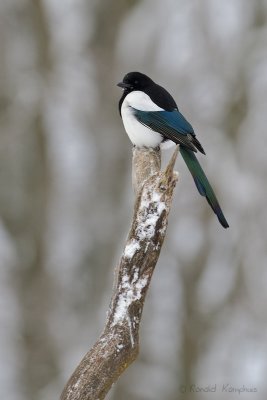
[60,146,179,400]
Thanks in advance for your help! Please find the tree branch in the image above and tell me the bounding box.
[60,146,179,400]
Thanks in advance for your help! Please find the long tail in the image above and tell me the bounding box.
[180,147,229,228]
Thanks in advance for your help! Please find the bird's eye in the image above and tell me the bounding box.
[134,80,138,84]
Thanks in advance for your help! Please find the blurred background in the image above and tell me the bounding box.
[1,0,267,399]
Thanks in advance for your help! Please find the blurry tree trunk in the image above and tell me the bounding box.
[60,146,179,400]
[0,2,59,398]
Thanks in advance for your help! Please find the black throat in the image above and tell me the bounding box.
[118,89,129,117]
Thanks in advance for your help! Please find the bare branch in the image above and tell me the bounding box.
[60,146,179,400]
[132,146,161,194]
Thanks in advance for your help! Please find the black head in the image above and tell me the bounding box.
[117,72,154,93]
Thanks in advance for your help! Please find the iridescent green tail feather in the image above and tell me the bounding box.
[180,147,229,228]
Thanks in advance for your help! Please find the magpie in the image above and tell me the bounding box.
[117,71,229,228]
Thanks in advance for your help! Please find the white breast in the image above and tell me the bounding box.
[121,91,164,148]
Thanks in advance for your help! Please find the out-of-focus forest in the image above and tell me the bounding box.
[1,1,267,399]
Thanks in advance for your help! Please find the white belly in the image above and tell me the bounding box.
[121,106,163,147]
[121,91,164,148]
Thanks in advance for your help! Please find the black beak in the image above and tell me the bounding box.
[117,82,132,90]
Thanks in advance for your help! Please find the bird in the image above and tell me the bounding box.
[117,71,229,228]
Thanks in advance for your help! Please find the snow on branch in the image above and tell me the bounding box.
[60,146,179,400]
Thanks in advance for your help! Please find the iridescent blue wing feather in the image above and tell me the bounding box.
[132,109,198,152]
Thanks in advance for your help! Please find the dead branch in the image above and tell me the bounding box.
[60,146,179,400]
